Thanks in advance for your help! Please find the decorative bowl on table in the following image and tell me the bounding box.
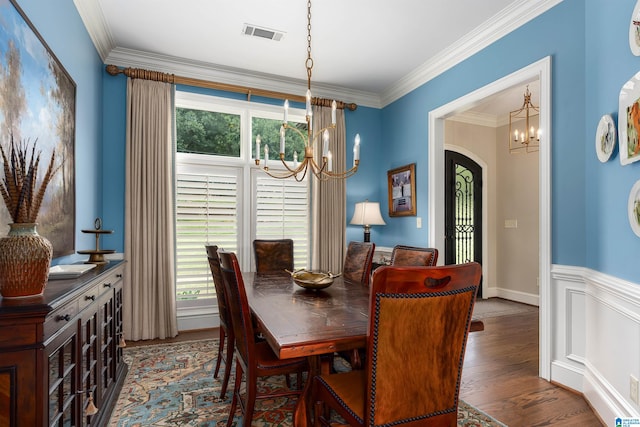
[289,270,338,290]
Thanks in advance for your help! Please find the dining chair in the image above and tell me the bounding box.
[390,245,438,266]
[312,262,482,427]
[204,245,233,399]
[253,238,294,273]
[217,249,308,427]
[342,241,375,286]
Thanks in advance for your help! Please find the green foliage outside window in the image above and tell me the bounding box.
[176,108,241,156]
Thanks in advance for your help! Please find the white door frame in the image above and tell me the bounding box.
[428,56,552,379]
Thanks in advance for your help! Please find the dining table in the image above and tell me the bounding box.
[242,271,484,427]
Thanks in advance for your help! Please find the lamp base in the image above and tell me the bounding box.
[363,225,371,243]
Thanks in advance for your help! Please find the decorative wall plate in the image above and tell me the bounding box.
[595,114,616,162]
[631,1,640,56]
[618,71,640,165]
[629,180,640,238]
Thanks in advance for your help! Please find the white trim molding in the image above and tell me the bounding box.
[551,265,640,422]
[429,56,552,378]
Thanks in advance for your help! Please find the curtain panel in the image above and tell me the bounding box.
[123,78,178,341]
[311,106,346,273]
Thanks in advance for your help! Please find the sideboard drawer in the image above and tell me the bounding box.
[43,299,78,338]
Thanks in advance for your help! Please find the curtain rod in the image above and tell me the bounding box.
[105,64,358,111]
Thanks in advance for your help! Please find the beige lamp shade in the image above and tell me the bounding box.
[350,201,385,242]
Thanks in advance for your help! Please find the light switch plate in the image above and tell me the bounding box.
[504,219,518,228]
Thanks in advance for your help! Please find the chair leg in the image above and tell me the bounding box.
[220,331,234,399]
[314,400,324,427]
[296,372,303,390]
[214,327,226,378]
[243,367,258,427]
[226,362,242,427]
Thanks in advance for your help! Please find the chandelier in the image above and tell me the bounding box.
[508,85,540,154]
[254,0,360,181]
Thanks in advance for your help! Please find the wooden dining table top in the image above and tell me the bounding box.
[242,271,484,360]
[243,272,370,359]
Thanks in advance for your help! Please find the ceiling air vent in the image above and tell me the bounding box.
[242,24,285,41]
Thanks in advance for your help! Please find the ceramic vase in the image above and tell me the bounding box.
[0,223,53,298]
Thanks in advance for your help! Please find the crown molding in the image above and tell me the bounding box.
[77,0,562,110]
[73,0,114,61]
[380,0,563,107]
[105,48,383,109]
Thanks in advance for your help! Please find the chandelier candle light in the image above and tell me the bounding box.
[508,85,540,154]
[254,0,360,181]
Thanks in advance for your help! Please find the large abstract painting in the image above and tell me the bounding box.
[0,0,76,257]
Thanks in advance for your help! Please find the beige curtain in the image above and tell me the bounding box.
[123,78,178,341]
[311,106,346,272]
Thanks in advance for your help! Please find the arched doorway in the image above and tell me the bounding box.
[444,150,483,297]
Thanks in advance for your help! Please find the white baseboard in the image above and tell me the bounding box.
[177,306,219,331]
[482,286,539,306]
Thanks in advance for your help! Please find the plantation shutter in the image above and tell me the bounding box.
[255,174,310,270]
[175,168,239,301]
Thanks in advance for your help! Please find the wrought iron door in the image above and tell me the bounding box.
[444,151,482,296]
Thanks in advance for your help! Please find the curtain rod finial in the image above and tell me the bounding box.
[106,64,121,76]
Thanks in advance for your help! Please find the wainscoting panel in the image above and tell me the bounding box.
[550,265,586,392]
[551,265,640,422]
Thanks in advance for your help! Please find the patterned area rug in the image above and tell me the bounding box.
[109,339,507,427]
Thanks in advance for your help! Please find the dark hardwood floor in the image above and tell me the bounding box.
[460,311,603,426]
[128,310,604,426]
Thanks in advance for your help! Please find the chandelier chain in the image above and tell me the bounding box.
[306,0,313,88]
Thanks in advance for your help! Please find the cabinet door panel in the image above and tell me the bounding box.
[46,325,79,427]
[0,350,37,426]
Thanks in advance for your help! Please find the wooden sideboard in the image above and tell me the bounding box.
[0,260,127,427]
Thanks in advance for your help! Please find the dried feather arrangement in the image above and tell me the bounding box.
[0,135,61,224]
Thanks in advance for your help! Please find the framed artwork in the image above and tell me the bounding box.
[0,0,76,257]
[595,114,616,163]
[628,179,640,238]
[387,163,416,217]
[619,71,640,166]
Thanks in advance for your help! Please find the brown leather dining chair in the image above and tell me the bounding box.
[390,245,438,266]
[205,245,233,399]
[312,262,482,427]
[342,241,375,286]
[253,238,294,273]
[217,249,308,427]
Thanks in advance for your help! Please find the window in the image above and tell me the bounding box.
[174,92,310,309]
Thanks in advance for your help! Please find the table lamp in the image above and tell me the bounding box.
[350,200,386,242]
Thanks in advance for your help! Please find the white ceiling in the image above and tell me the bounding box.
[75,0,553,115]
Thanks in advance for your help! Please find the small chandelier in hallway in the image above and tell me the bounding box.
[509,85,540,154]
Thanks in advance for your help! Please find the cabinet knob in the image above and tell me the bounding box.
[116,274,123,278]
[85,295,96,301]
[104,282,112,288]
[57,314,72,322]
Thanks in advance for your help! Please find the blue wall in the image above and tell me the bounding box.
[584,0,640,282]
[378,1,589,270]
[17,0,105,264]
[30,0,638,283]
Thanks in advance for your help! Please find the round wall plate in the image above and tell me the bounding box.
[595,114,616,162]
[630,1,640,55]
[628,179,640,237]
